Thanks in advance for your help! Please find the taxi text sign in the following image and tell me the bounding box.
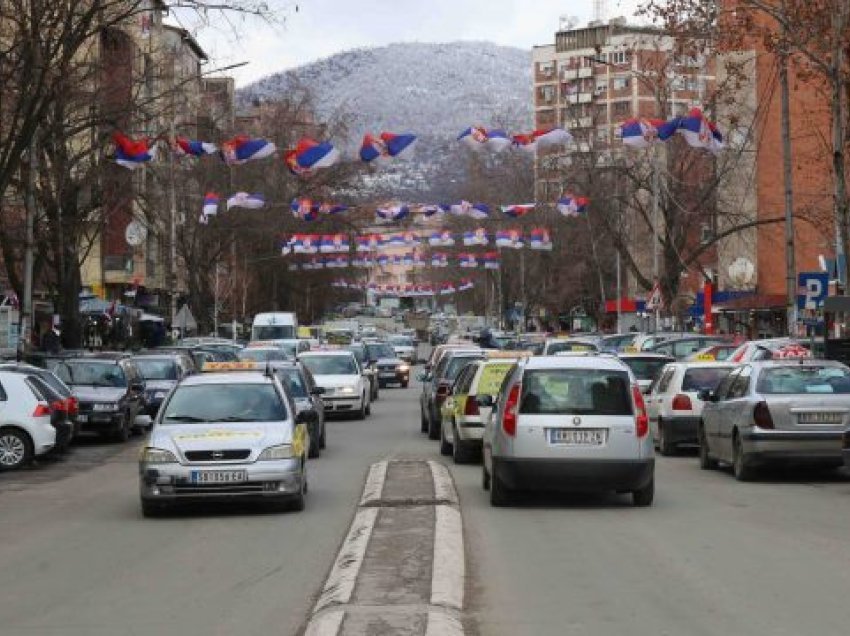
[797,272,828,310]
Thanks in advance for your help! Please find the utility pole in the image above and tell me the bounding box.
[651,145,662,332]
[20,131,38,356]
[779,16,797,336]
[169,108,178,337]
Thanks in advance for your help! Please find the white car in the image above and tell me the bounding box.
[541,338,599,355]
[388,335,417,363]
[482,355,655,506]
[0,369,58,470]
[298,351,371,419]
[645,362,734,455]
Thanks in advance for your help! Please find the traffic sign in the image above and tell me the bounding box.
[797,272,828,310]
[646,282,662,310]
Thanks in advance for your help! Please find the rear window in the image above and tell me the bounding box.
[757,366,850,394]
[476,362,516,397]
[161,383,287,423]
[520,369,632,415]
[238,349,289,363]
[547,341,597,354]
[682,367,733,392]
[620,357,670,381]
[277,368,308,398]
[444,356,483,381]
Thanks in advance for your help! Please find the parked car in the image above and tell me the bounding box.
[419,349,486,440]
[298,350,371,419]
[631,332,701,352]
[247,339,309,357]
[482,355,654,506]
[686,344,739,362]
[699,359,850,480]
[272,361,326,458]
[131,353,195,418]
[728,338,811,363]
[139,364,310,516]
[617,353,676,394]
[0,368,61,470]
[238,347,291,363]
[439,357,519,464]
[347,342,379,401]
[365,341,410,388]
[388,335,417,363]
[648,336,731,360]
[155,345,238,370]
[598,333,639,353]
[54,354,147,441]
[541,338,600,355]
[645,362,733,455]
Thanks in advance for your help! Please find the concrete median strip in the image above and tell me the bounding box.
[305,460,466,636]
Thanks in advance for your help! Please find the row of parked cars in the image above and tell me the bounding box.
[417,335,850,507]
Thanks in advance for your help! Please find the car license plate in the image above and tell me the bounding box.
[77,414,88,423]
[190,470,247,484]
[379,372,396,378]
[797,412,843,425]
[549,428,606,445]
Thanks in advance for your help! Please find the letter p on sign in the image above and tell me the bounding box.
[797,272,828,310]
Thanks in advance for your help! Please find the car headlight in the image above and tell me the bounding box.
[397,364,410,372]
[93,403,118,412]
[258,444,294,461]
[153,391,167,400]
[140,447,178,464]
[338,386,356,394]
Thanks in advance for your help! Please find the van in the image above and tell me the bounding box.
[251,312,298,342]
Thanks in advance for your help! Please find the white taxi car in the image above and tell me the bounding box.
[298,350,371,419]
[138,362,310,516]
[482,355,654,507]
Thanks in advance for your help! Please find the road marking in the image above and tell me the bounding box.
[359,460,388,506]
[313,506,379,613]
[428,460,458,504]
[431,504,464,610]
[425,610,465,636]
[304,608,344,636]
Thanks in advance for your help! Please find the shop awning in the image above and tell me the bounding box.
[715,294,785,311]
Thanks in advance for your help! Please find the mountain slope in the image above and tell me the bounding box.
[238,41,533,199]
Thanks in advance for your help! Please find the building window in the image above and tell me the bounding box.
[595,79,608,94]
[612,77,630,90]
[612,101,631,117]
[538,62,555,77]
[538,85,555,103]
[610,50,628,65]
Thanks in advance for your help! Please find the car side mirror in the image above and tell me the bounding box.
[697,389,717,402]
[476,395,495,408]
[311,387,325,395]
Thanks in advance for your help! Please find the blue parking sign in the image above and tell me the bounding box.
[797,272,829,310]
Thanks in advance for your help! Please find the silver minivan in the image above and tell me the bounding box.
[481,355,655,506]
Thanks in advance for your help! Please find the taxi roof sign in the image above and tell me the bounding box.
[202,361,263,372]
[485,350,532,359]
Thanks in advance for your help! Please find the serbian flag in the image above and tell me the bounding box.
[483,252,501,269]
[459,253,478,268]
[512,128,573,152]
[458,278,474,292]
[617,118,666,148]
[429,230,455,247]
[495,229,524,249]
[376,204,410,221]
[284,137,340,176]
[457,126,512,152]
[417,204,444,217]
[672,108,724,153]
[468,203,491,220]
[291,198,319,221]
[557,195,589,217]
[113,132,155,169]
[412,253,427,268]
[385,233,407,248]
[356,235,374,252]
[431,253,449,268]
[202,192,220,218]
[377,254,390,266]
[295,234,320,254]
[440,282,457,296]
[320,203,348,216]
[529,227,553,251]
[220,135,276,165]
[319,235,335,254]
[327,255,349,269]
[402,231,420,246]
[227,192,264,210]
[501,204,535,218]
[175,136,217,157]
[360,132,417,162]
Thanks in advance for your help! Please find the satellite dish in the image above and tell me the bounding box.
[727,257,755,288]
[125,220,147,247]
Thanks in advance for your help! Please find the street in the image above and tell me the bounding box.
[2,380,850,636]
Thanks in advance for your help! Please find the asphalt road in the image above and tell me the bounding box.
[2,379,850,636]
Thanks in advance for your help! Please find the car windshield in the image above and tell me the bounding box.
[757,366,850,394]
[276,369,308,398]
[601,334,636,350]
[621,357,670,381]
[547,341,597,354]
[682,367,733,392]
[238,349,289,362]
[367,344,396,359]
[252,325,295,340]
[390,337,414,347]
[134,359,178,381]
[301,355,358,375]
[161,384,287,423]
[56,361,126,387]
[445,356,482,381]
[520,369,632,415]
[347,346,366,363]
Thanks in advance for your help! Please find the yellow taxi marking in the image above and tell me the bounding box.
[202,361,261,372]
[477,363,516,396]
[173,429,264,441]
[696,353,715,361]
[485,350,531,359]
[292,423,307,457]
[623,346,639,353]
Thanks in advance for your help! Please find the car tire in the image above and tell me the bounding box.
[308,425,320,459]
[427,413,440,440]
[698,423,717,470]
[439,422,452,456]
[319,423,327,449]
[482,465,491,491]
[113,413,130,443]
[402,381,409,389]
[732,432,754,482]
[632,477,654,507]
[289,470,307,512]
[452,424,474,464]
[420,408,429,433]
[0,427,33,471]
[489,467,512,507]
[658,420,674,457]
[356,398,367,420]
[141,500,168,518]
[365,395,372,417]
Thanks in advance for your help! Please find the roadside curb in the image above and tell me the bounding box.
[304,460,466,636]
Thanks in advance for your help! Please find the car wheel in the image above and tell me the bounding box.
[452,424,473,464]
[482,465,491,491]
[427,412,440,440]
[402,381,409,389]
[420,408,429,433]
[365,395,372,416]
[698,423,717,470]
[439,422,452,456]
[356,397,367,420]
[319,422,327,449]
[658,420,674,456]
[489,466,512,507]
[632,477,654,507]
[732,432,755,481]
[0,427,33,471]
[113,413,130,442]
[141,500,169,518]
[308,424,320,459]
[289,465,307,512]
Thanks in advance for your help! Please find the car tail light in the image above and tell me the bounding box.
[502,384,521,437]
[50,400,67,413]
[32,403,52,417]
[464,395,479,416]
[67,397,79,416]
[632,385,649,438]
[671,394,693,411]
[753,401,774,429]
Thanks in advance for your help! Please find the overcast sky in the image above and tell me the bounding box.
[181,0,643,86]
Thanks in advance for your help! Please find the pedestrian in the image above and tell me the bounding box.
[41,323,62,354]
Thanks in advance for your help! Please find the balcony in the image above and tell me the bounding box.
[578,67,593,78]
[577,116,593,128]
[560,68,578,81]
[577,92,593,103]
